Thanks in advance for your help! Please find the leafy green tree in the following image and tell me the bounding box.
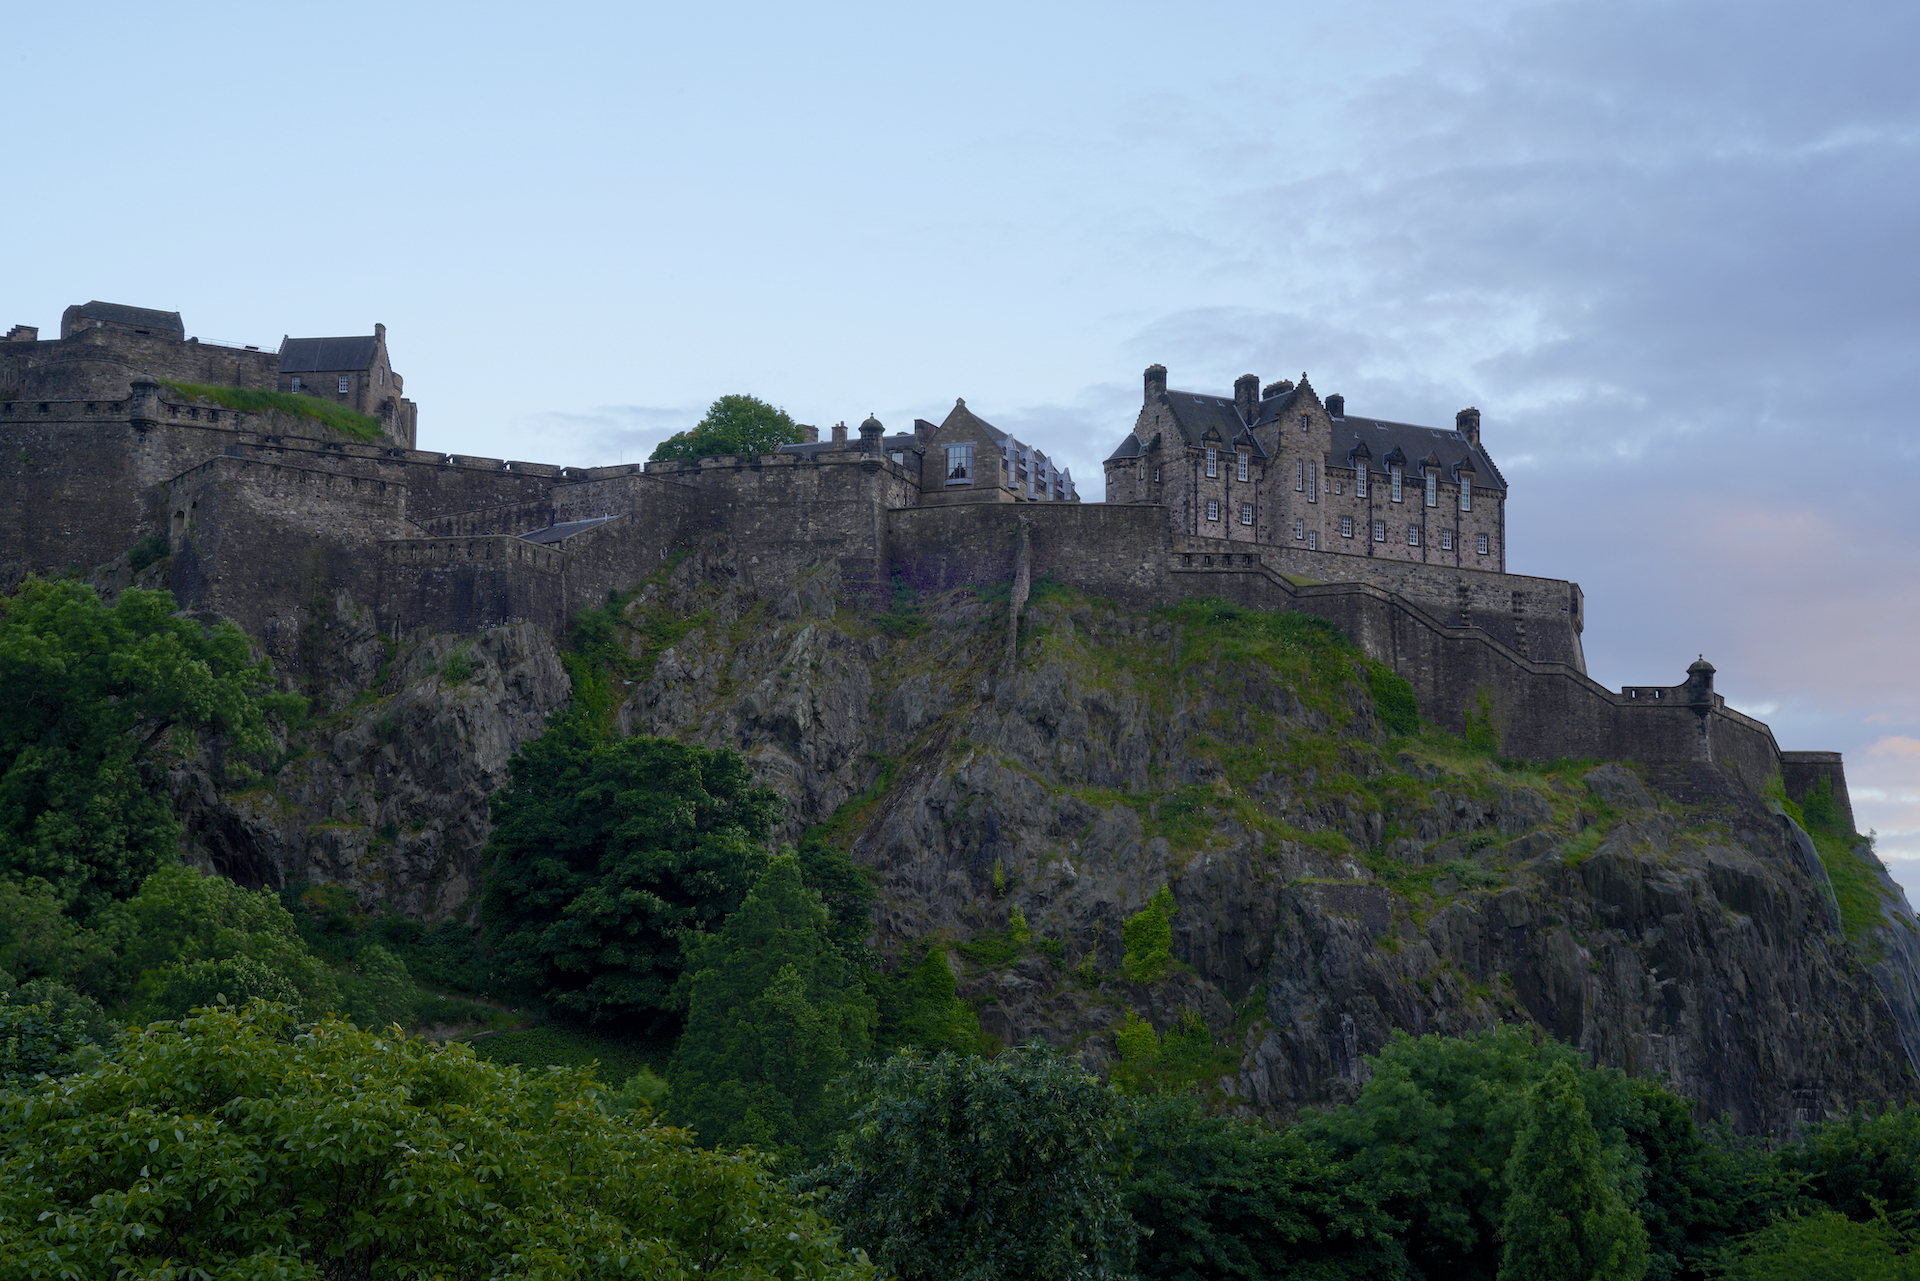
[1782,1104,1920,1224]
[1124,1092,1409,1281]
[1123,885,1177,983]
[1499,1060,1649,1281]
[0,998,97,1085]
[482,726,782,1026]
[667,855,875,1169]
[873,947,983,1057]
[806,1045,1137,1281]
[650,393,802,462]
[1714,1206,1920,1281]
[102,861,339,1019]
[0,1002,872,1280]
[0,873,108,988]
[0,579,296,916]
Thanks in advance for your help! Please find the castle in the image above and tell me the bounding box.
[0,300,1854,827]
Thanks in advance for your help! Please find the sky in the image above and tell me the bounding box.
[7,0,1918,889]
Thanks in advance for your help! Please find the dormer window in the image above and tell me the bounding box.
[1460,475,1472,512]
[1389,464,1403,503]
[945,443,973,484]
[1425,470,1438,507]
[1206,446,1218,478]
[1236,452,1249,482]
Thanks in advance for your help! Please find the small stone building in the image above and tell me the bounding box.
[1104,365,1506,571]
[279,324,417,448]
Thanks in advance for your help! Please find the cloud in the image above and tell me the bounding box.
[510,404,701,470]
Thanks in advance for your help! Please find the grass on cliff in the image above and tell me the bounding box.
[161,379,384,443]
[1766,774,1890,942]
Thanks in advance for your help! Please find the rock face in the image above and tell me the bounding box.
[182,541,1919,1135]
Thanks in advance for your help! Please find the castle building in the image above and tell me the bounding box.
[1105,365,1504,572]
[0,295,1853,828]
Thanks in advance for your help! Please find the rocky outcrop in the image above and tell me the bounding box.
[176,541,1920,1134]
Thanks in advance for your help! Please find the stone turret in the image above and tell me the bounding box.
[1687,657,1716,710]
[1457,407,1481,446]
[859,414,884,453]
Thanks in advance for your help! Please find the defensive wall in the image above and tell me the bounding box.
[0,391,1853,818]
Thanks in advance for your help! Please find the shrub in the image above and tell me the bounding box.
[127,533,168,572]
[1368,661,1420,735]
[1123,886,1177,984]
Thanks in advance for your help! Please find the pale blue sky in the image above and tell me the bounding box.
[9,0,1919,888]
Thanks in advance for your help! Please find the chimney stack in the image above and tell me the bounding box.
[800,424,819,444]
[1233,373,1259,422]
[1326,393,1345,418]
[1263,378,1294,398]
[831,420,848,444]
[1144,364,1167,404]
[1456,407,1481,446]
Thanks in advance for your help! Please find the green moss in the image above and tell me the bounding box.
[160,379,384,442]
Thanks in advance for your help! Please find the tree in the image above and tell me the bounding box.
[649,393,802,462]
[1124,1092,1409,1281]
[0,579,296,917]
[482,727,783,1026]
[667,855,876,1169]
[806,1045,1137,1281]
[1499,1060,1649,1281]
[0,1002,872,1280]
[1714,1206,1918,1281]
[873,947,983,1058]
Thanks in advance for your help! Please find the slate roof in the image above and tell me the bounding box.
[280,335,381,374]
[74,301,183,333]
[1332,415,1506,492]
[517,516,617,545]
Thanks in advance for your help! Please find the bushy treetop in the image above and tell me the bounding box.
[649,394,802,462]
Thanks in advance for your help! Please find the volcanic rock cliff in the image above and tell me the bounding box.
[168,539,1920,1137]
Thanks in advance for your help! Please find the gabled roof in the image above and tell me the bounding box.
[1160,390,1247,447]
[1335,415,1505,492]
[935,398,1009,445]
[1230,427,1267,458]
[72,300,183,333]
[280,335,381,374]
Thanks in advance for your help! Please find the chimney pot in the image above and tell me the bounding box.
[1456,407,1481,446]
[831,420,848,444]
[1326,393,1345,418]
[800,424,819,444]
[1233,373,1259,422]
[1144,363,1168,404]
[1263,378,1294,398]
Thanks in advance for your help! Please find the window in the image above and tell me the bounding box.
[1461,476,1472,512]
[1205,446,1218,478]
[1294,460,1304,492]
[1308,530,1319,550]
[1340,516,1354,538]
[1307,461,1318,503]
[1206,499,1220,521]
[1333,482,1342,495]
[338,375,351,395]
[1425,470,1438,507]
[1373,520,1386,542]
[1239,501,1253,525]
[1236,452,1249,481]
[1294,518,1305,540]
[1476,533,1490,555]
[379,367,386,386]
[1441,529,1454,550]
[290,376,303,392]
[945,442,973,484]
[891,450,905,465]
[1408,526,1421,547]
[1153,470,1160,483]
[1389,465,1403,503]
[1355,465,1368,498]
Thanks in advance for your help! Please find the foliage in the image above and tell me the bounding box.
[0,1002,873,1280]
[1812,828,1890,942]
[1110,1008,1229,1097]
[872,948,984,1057]
[469,1024,664,1085]
[1498,1060,1650,1281]
[667,856,876,1170]
[806,1045,1137,1281]
[103,862,340,1021]
[1462,688,1499,754]
[482,725,782,1026]
[796,829,877,960]
[1124,1092,1409,1281]
[1782,1104,1920,1225]
[649,393,802,462]
[126,533,168,573]
[610,1066,672,1116]
[340,941,415,1029]
[1369,661,1420,735]
[1123,885,1177,983]
[1157,597,1359,709]
[1712,1205,1920,1281]
[440,643,475,684]
[0,998,97,1086]
[0,874,108,988]
[0,579,298,917]
[161,378,385,442]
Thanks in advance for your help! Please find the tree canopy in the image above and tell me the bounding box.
[1499,1060,1650,1281]
[667,855,876,1169]
[482,726,783,1025]
[806,1045,1137,1281]
[649,394,802,462]
[0,1002,871,1280]
[0,579,295,916]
